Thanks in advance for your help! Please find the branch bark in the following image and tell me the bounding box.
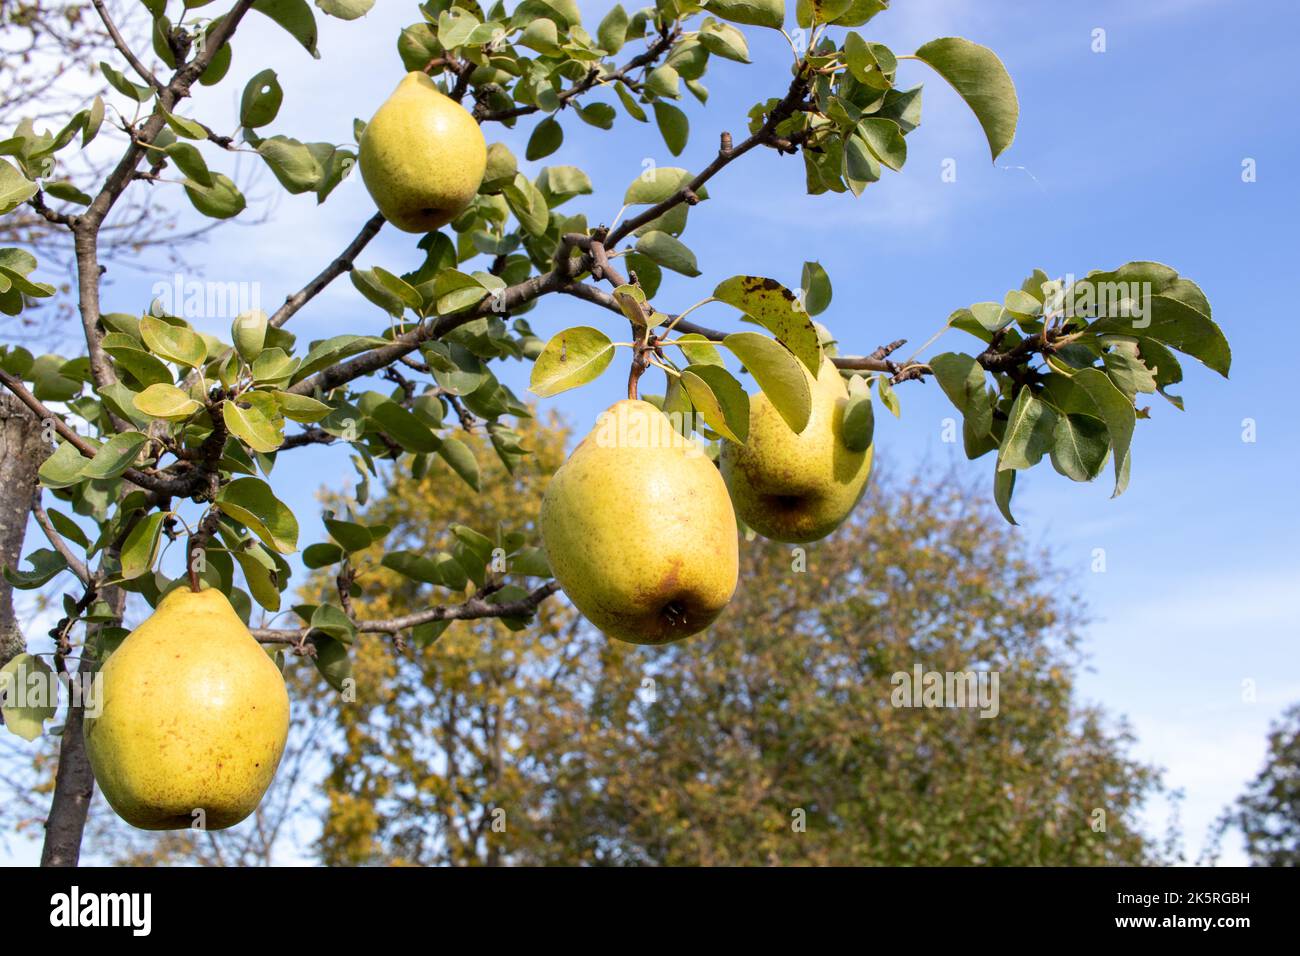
[251,581,560,642]
[0,395,46,667]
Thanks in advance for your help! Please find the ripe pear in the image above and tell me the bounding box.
[721,357,873,543]
[358,72,487,233]
[84,587,290,831]
[541,400,739,645]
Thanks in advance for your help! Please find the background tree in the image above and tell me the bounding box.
[0,0,1231,866]
[1214,703,1300,867]
[310,415,1170,866]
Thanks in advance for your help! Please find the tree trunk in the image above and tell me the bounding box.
[40,651,98,867]
[0,393,45,667]
[40,584,126,867]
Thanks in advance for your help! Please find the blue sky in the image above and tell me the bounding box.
[10,0,1299,864]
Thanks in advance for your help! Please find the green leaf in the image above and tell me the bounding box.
[536,166,593,206]
[437,436,480,491]
[224,397,284,454]
[519,18,561,55]
[653,100,689,156]
[452,524,495,568]
[699,20,750,62]
[841,391,874,452]
[801,261,832,316]
[103,336,171,388]
[232,309,268,363]
[929,352,986,416]
[481,142,517,193]
[324,517,374,553]
[676,332,723,367]
[722,331,811,433]
[1102,345,1159,402]
[874,373,900,418]
[842,131,880,196]
[163,142,213,188]
[1054,364,1135,497]
[119,511,167,580]
[968,301,1011,333]
[0,158,38,215]
[37,441,87,490]
[240,69,284,129]
[350,267,407,318]
[0,654,56,740]
[635,230,699,276]
[84,97,105,146]
[798,0,852,27]
[502,173,549,237]
[159,106,207,140]
[855,117,907,171]
[997,386,1056,471]
[133,382,202,421]
[1090,294,1231,378]
[271,391,331,423]
[369,399,439,453]
[252,0,321,58]
[47,509,89,549]
[681,364,749,443]
[217,476,299,554]
[43,181,93,205]
[139,315,206,368]
[80,431,149,480]
[232,543,283,612]
[530,326,614,397]
[257,136,324,194]
[437,7,480,48]
[292,334,387,382]
[576,102,616,130]
[912,37,1019,161]
[312,634,352,691]
[526,117,563,161]
[508,547,551,578]
[2,549,67,590]
[303,541,344,568]
[382,550,445,585]
[623,167,708,205]
[1050,413,1110,482]
[597,4,628,54]
[184,173,246,219]
[993,466,1016,526]
[615,82,648,122]
[704,0,785,30]
[316,0,375,20]
[713,275,821,373]
[99,61,152,101]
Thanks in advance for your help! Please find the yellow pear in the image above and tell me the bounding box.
[84,587,289,831]
[358,72,487,233]
[720,358,873,543]
[541,400,739,644]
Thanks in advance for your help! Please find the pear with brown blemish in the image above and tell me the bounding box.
[358,71,487,233]
[84,587,289,830]
[720,357,873,543]
[541,400,739,644]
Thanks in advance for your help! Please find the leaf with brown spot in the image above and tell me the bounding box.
[713,276,822,373]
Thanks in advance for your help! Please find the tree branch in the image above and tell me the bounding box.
[269,212,387,328]
[477,27,679,123]
[91,0,164,95]
[606,67,814,248]
[0,367,197,497]
[31,493,90,587]
[250,580,561,642]
[74,0,258,392]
